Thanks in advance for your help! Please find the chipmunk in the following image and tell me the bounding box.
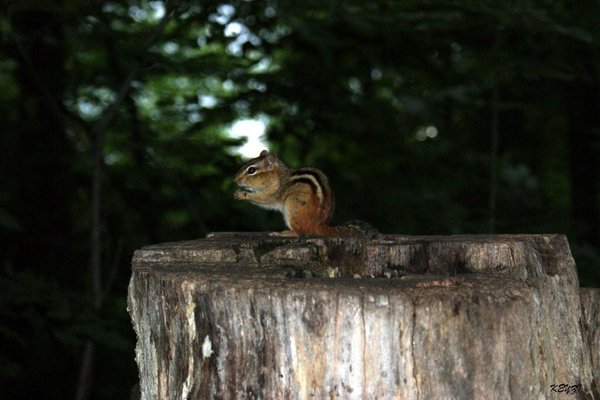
[234,150,376,236]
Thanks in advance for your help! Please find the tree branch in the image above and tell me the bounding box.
[9,33,91,131]
[92,8,172,140]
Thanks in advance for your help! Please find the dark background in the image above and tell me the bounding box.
[1,0,599,398]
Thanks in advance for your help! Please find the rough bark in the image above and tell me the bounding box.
[580,288,600,395]
[128,234,598,399]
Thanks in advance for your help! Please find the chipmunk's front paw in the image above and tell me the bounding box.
[234,190,247,200]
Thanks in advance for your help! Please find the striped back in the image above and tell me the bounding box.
[291,168,334,216]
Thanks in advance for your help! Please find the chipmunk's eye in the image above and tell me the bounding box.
[246,166,257,175]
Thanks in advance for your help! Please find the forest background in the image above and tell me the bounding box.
[1,0,599,398]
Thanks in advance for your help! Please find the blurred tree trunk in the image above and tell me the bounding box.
[488,79,500,233]
[8,4,76,399]
[75,10,174,400]
[11,6,73,276]
[567,65,600,246]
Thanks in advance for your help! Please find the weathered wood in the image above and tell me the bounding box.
[128,234,599,399]
[581,288,600,395]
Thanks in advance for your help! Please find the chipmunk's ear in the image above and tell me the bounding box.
[262,151,278,170]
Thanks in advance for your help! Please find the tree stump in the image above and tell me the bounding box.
[128,234,599,399]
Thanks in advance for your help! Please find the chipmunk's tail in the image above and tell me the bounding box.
[333,220,380,238]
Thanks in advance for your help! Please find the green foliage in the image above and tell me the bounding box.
[1,0,599,398]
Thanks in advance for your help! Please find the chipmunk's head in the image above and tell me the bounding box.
[234,150,283,194]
